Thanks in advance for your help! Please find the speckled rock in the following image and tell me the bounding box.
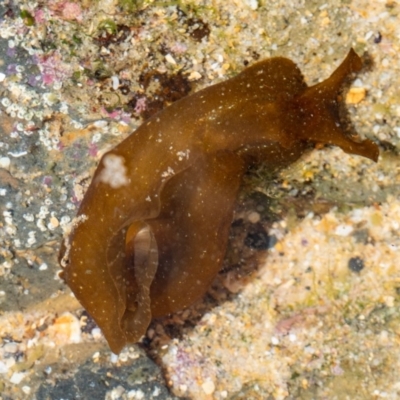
[0,0,400,399]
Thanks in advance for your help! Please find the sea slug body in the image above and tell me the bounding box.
[59,49,379,354]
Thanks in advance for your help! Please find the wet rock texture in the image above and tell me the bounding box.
[0,0,399,399]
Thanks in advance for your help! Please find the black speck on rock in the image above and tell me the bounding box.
[79,310,98,334]
[187,17,210,41]
[245,225,277,250]
[374,31,382,44]
[348,256,365,273]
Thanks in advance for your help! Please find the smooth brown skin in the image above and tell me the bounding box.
[59,49,379,354]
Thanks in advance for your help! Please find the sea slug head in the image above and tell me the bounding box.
[288,49,379,162]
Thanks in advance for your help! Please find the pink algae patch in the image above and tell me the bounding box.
[49,1,83,22]
[35,52,72,85]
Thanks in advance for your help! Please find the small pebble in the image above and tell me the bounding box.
[4,342,18,353]
[22,386,31,395]
[10,372,26,384]
[271,336,279,345]
[247,211,261,223]
[0,157,11,169]
[202,378,215,395]
[348,256,365,273]
[165,53,177,65]
[334,224,354,236]
[346,87,366,104]
[39,263,48,271]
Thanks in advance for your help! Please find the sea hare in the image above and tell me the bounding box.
[60,49,379,354]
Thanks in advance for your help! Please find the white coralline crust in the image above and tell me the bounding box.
[98,154,129,188]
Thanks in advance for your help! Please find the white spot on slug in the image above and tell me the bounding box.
[161,166,175,178]
[99,154,129,188]
[176,149,190,161]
